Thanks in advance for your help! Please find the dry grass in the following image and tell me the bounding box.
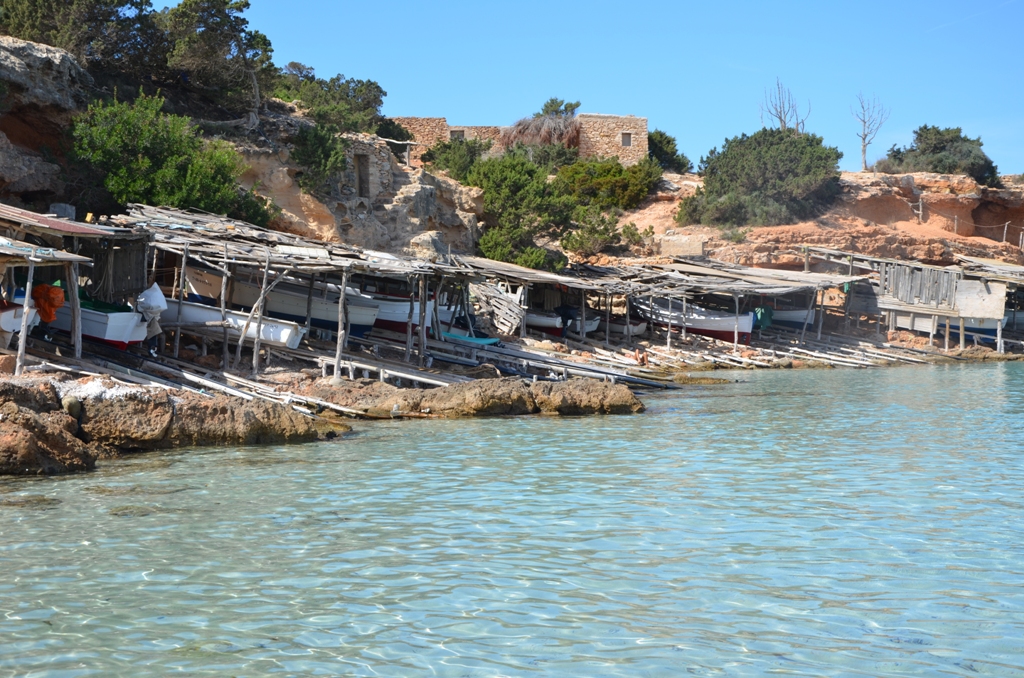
[500,115,581,148]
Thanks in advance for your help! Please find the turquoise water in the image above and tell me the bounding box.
[3,364,1024,676]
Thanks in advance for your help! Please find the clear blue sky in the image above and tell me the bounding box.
[239,0,1023,173]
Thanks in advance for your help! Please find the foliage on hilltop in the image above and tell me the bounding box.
[677,128,842,227]
[874,125,1000,187]
[71,91,274,224]
[648,129,692,174]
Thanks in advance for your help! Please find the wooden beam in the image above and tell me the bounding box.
[14,259,34,376]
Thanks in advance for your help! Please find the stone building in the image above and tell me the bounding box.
[391,113,649,167]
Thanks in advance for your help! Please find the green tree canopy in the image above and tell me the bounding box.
[678,128,842,227]
[875,125,1000,187]
[648,129,693,174]
[72,91,272,224]
[535,97,580,118]
[0,0,161,69]
[272,63,386,133]
[554,156,662,210]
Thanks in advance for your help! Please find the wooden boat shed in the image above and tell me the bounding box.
[121,205,481,375]
[809,246,1016,353]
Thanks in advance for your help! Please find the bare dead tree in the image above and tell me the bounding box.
[852,93,890,171]
[760,78,810,132]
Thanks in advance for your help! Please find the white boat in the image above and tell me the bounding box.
[567,315,600,335]
[184,268,379,337]
[161,299,306,349]
[636,297,755,344]
[525,311,564,332]
[52,302,148,349]
[895,312,1015,341]
[771,307,815,328]
[0,299,37,333]
[598,315,647,336]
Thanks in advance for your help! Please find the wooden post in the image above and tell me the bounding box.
[174,244,188,359]
[520,285,529,339]
[1004,222,1010,242]
[404,277,414,363]
[997,318,1004,354]
[221,248,231,368]
[251,259,271,377]
[304,271,316,334]
[431,276,444,341]
[799,289,815,346]
[66,262,82,359]
[14,259,34,376]
[803,247,809,272]
[604,294,611,348]
[816,290,824,341]
[666,296,673,349]
[959,317,965,350]
[928,315,936,346]
[333,268,350,378]
[624,295,632,345]
[648,295,654,337]
[418,274,428,367]
[945,317,950,352]
[579,290,587,339]
[681,294,687,340]
[954,215,958,235]
[234,251,271,370]
[733,294,740,352]
[463,284,475,338]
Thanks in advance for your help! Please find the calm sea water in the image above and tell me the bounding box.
[3,363,1024,677]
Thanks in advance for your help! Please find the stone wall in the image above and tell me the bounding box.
[391,117,449,165]
[576,114,648,166]
[395,113,650,167]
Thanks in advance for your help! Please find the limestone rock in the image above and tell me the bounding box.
[530,379,645,415]
[0,131,63,193]
[79,389,175,449]
[0,396,94,476]
[0,36,92,111]
[166,392,332,447]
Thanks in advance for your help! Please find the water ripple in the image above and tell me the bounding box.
[1,363,1024,675]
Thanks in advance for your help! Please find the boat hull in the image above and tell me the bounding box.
[771,308,815,329]
[598,316,647,336]
[52,306,148,350]
[185,268,378,337]
[161,299,306,349]
[636,299,755,345]
[0,301,37,333]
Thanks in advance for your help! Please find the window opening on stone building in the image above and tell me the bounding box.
[355,154,370,198]
[450,130,465,141]
[621,132,632,147]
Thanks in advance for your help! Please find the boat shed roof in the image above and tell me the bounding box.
[0,235,91,266]
[0,203,144,240]
[122,205,474,281]
[956,255,1024,287]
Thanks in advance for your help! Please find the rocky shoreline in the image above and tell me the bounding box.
[0,372,644,476]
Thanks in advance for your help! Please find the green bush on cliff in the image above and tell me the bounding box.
[874,125,1000,187]
[560,207,620,257]
[648,129,693,173]
[421,138,492,183]
[291,123,348,196]
[554,156,662,210]
[72,91,273,225]
[677,128,842,227]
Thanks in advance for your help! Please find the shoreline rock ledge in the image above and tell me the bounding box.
[0,376,347,476]
[1,374,644,476]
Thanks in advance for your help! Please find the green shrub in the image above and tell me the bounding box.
[291,123,348,196]
[560,207,620,257]
[621,222,654,247]
[468,154,574,269]
[677,128,842,227]
[273,64,386,133]
[554,156,662,210]
[421,138,492,183]
[721,227,750,243]
[875,125,1000,187]
[648,129,693,173]
[72,91,274,225]
[505,142,578,170]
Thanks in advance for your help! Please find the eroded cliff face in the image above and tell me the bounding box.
[236,107,484,255]
[620,171,1024,267]
[0,36,93,206]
